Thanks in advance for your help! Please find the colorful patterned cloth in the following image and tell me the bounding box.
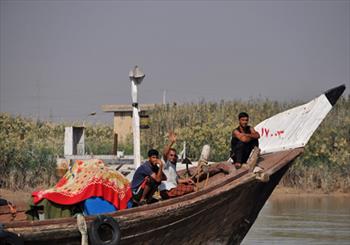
[32,159,132,210]
[167,184,194,197]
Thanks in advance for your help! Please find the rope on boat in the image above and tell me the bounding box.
[77,214,88,245]
[243,146,261,172]
[193,145,211,191]
[254,167,270,182]
[194,159,210,191]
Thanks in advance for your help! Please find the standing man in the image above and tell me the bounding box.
[159,132,195,199]
[131,149,166,205]
[230,112,260,169]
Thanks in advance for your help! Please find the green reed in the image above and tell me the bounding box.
[0,95,349,192]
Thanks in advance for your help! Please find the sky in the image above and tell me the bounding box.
[0,0,349,123]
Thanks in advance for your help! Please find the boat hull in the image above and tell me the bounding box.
[3,149,302,245]
[119,151,298,245]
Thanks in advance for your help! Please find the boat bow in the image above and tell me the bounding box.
[255,84,345,154]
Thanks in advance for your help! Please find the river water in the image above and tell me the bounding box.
[242,195,350,245]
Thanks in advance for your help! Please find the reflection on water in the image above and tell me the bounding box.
[242,195,350,245]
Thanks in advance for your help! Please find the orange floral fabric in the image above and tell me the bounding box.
[32,159,132,210]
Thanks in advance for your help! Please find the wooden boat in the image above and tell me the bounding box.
[0,85,345,245]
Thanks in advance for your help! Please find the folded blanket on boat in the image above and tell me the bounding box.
[32,159,132,210]
[83,197,117,215]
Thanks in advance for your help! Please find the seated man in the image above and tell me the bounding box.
[159,132,195,200]
[131,149,166,205]
[230,112,260,169]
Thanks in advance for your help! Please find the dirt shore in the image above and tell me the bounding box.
[0,188,32,209]
[270,186,350,199]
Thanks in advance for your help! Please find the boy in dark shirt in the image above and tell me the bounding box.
[131,149,166,205]
[230,112,260,169]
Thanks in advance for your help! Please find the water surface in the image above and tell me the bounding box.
[242,195,350,245]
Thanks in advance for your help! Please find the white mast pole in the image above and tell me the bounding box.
[163,89,166,105]
[129,66,145,169]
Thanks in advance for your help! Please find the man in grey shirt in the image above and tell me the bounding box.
[159,132,195,200]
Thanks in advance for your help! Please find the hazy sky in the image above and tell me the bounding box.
[0,0,349,122]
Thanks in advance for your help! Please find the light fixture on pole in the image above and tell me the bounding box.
[82,111,97,127]
[129,66,145,169]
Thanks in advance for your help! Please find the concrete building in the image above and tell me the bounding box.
[101,104,155,144]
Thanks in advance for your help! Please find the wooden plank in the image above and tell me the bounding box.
[101,104,156,112]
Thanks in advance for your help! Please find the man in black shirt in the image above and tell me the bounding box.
[230,112,260,169]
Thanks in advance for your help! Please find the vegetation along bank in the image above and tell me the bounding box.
[0,96,349,192]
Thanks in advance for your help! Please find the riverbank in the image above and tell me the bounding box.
[0,188,32,209]
[271,186,350,198]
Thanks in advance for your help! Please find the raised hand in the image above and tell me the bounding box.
[168,131,177,143]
